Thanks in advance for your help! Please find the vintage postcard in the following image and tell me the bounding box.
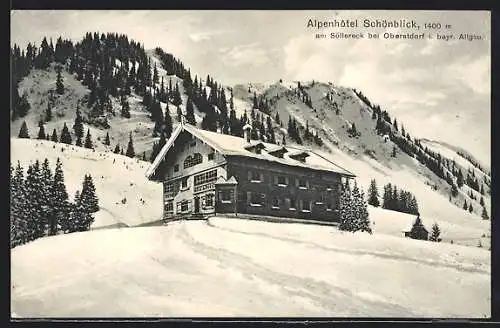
[10,10,491,318]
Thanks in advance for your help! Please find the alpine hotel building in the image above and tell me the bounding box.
[146,122,355,222]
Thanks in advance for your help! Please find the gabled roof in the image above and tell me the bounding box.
[146,122,356,179]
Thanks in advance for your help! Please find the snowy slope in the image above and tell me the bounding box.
[14,63,160,159]
[10,138,162,228]
[11,217,490,317]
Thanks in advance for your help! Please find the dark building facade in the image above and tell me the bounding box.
[146,122,355,223]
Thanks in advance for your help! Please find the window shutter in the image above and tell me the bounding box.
[247,192,252,203]
[295,178,299,187]
[299,199,303,209]
[274,176,278,184]
[285,177,289,185]
[260,172,264,182]
[248,171,252,181]
[306,180,310,189]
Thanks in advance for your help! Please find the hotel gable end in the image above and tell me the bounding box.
[146,122,355,222]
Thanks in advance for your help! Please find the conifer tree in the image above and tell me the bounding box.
[73,105,84,139]
[41,159,56,235]
[45,101,52,122]
[51,128,58,142]
[367,179,380,207]
[56,67,65,95]
[104,132,111,146]
[10,162,29,247]
[480,196,485,207]
[120,93,131,118]
[71,189,95,232]
[457,169,464,188]
[84,129,93,149]
[463,199,468,210]
[80,174,99,213]
[468,203,473,213]
[142,151,147,161]
[164,105,173,138]
[429,223,441,242]
[18,121,30,139]
[339,181,353,232]
[76,135,83,147]
[114,144,120,154]
[37,121,46,140]
[24,160,45,240]
[391,146,397,158]
[176,105,183,123]
[126,132,135,158]
[185,97,196,125]
[52,158,70,234]
[60,123,72,144]
[451,183,458,197]
[481,207,489,220]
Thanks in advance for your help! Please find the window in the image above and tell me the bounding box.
[193,153,202,165]
[184,153,203,169]
[326,200,333,211]
[177,200,190,213]
[287,197,297,210]
[277,176,288,186]
[297,178,308,189]
[194,169,217,186]
[301,199,311,212]
[220,189,232,203]
[326,184,332,191]
[272,196,280,209]
[165,182,175,193]
[190,141,196,148]
[194,170,218,193]
[315,194,325,205]
[247,192,265,206]
[208,153,215,161]
[164,182,179,198]
[174,164,179,172]
[181,177,188,189]
[202,193,214,207]
[165,200,173,213]
[249,170,263,183]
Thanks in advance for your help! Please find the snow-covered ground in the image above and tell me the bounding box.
[11,217,490,318]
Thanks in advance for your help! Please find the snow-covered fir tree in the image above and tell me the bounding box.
[84,129,93,149]
[80,174,99,213]
[18,121,30,139]
[126,132,135,158]
[73,105,84,139]
[367,179,380,207]
[52,158,71,234]
[104,132,111,146]
[50,128,58,142]
[37,121,46,140]
[429,222,441,242]
[56,66,64,95]
[60,123,72,144]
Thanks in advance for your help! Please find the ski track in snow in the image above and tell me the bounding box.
[175,222,416,316]
[203,219,488,275]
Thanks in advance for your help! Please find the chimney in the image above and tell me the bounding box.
[243,124,252,143]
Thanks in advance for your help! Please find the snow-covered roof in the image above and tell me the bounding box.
[146,123,356,179]
[215,176,238,185]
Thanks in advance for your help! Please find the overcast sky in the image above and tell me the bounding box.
[11,10,491,166]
